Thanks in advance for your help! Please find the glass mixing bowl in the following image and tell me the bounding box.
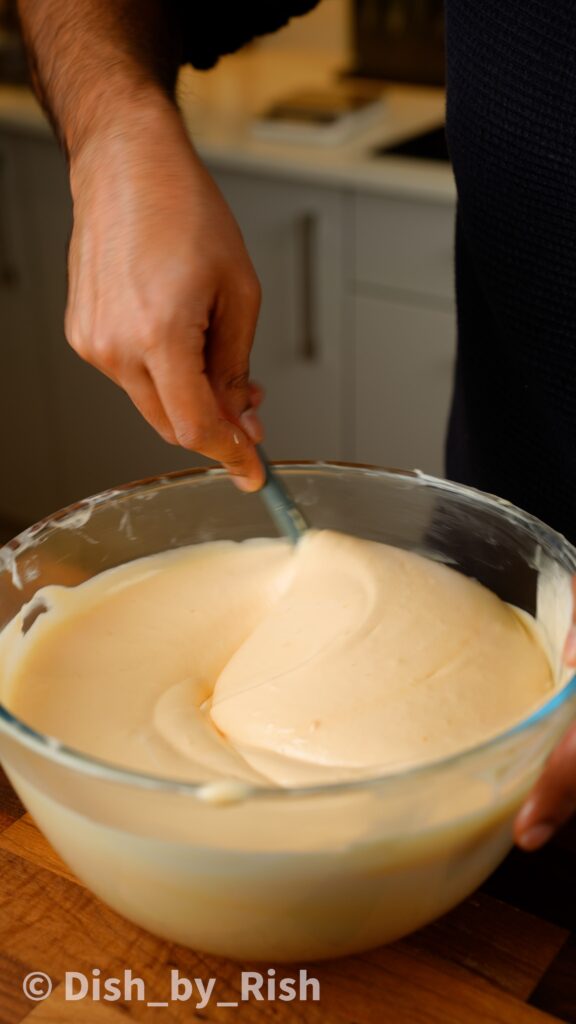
[1,464,575,962]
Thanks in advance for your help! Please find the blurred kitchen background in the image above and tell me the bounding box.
[0,0,454,535]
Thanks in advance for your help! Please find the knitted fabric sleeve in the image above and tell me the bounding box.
[445,0,576,542]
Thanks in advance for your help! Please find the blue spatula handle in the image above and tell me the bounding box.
[257,446,308,543]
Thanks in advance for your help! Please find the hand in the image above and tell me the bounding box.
[65,94,265,491]
[514,586,576,850]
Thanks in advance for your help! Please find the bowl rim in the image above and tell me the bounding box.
[1,461,575,803]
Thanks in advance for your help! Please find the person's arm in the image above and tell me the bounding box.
[17,0,265,490]
[18,0,180,155]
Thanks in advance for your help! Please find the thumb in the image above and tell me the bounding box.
[207,273,262,421]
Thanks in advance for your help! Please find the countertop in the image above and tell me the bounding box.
[1,764,575,1024]
[0,49,455,202]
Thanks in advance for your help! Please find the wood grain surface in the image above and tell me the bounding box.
[1,765,575,1024]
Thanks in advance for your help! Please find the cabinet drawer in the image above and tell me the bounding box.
[353,193,456,302]
[353,294,456,476]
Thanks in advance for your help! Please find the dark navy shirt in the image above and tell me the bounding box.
[445,0,576,545]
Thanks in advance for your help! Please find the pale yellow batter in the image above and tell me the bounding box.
[0,530,554,788]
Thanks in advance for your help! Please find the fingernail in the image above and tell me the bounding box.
[515,798,536,831]
[517,822,554,851]
[239,408,264,444]
[231,474,260,494]
[564,627,576,665]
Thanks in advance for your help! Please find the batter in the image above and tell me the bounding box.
[0,530,554,787]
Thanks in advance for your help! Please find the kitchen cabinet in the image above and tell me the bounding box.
[0,131,198,524]
[0,133,63,523]
[211,169,346,461]
[0,124,456,526]
[353,192,455,302]
[353,294,455,474]
[349,190,456,475]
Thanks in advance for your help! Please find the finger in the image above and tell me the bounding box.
[121,365,178,445]
[248,380,264,409]
[564,627,576,665]
[238,408,264,445]
[145,333,265,491]
[66,326,179,447]
[206,273,261,421]
[238,380,265,444]
[564,577,576,663]
[514,722,576,850]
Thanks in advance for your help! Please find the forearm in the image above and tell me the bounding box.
[17,0,181,159]
[17,0,264,489]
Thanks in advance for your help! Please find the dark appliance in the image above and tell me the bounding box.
[350,0,445,86]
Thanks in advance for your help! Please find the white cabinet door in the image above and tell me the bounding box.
[353,294,456,476]
[0,134,65,523]
[0,133,199,524]
[353,193,455,302]
[211,169,346,461]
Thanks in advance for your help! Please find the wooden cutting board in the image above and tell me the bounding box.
[0,764,575,1024]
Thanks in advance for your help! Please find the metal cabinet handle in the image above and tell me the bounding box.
[299,211,317,362]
